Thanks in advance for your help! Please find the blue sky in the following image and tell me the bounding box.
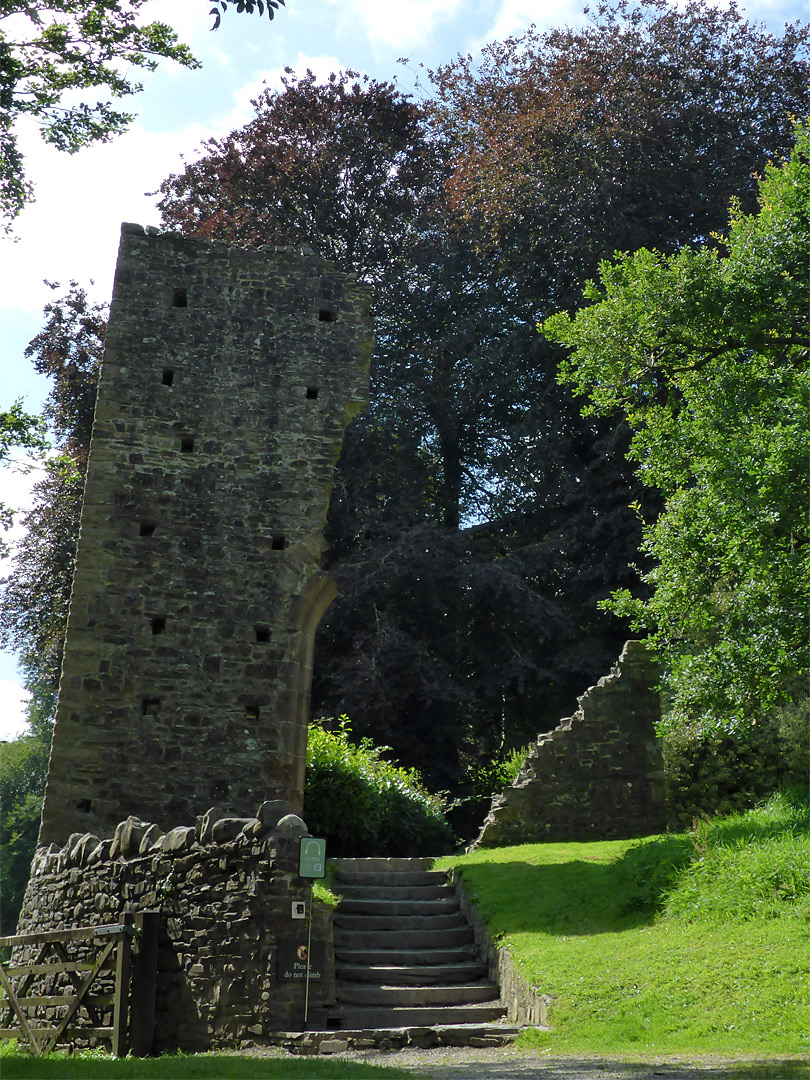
[0,0,807,738]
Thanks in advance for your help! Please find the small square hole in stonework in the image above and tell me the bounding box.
[151,616,166,635]
[272,534,286,550]
[76,798,92,813]
[173,287,188,308]
[306,386,319,400]
[139,522,156,537]
[162,369,174,386]
[212,779,229,800]
[255,625,271,643]
[187,714,201,727]
[142,697,161,715]
[181,437,195,453]
[318,308,337,322]
[245,705,260,722]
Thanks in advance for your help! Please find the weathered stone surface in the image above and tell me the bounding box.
[160,826,196,853]
[211,816,254,844]
[472,640,667,847]
[14,814,336,1052]
[257,799,291,828]
[37,226,372,847]
[274,814,308,839]
[110,816,152,859]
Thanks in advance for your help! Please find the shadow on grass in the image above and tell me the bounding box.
[458,835,694,936]
[0,1055,412,1079]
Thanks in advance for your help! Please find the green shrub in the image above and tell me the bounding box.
[303,717,455,857]
[663,699,809,828]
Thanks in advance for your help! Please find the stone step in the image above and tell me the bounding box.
[334,947,479,967]
[268,1023,523,1051]
[334,912,468,932]
[333,870,449,889]
[336,962,488,985]
[330,857,435,873]
[336,883,455,902]
[316,1003,508,1030]
[337,897,460,917]
[336,983,500,1007]
[334,926,475,950]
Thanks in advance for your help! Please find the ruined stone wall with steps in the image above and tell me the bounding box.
[14,808,335,1049]
[472,641,667,848]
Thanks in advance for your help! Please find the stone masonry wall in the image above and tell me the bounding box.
[39,225,372,846]
[472,640,667,847]
[15,807,334,1049]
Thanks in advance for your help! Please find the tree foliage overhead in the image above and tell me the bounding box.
[0,2,201,229]
[430,0,810,313]
[208,1,285,31]
[543,120,810,731]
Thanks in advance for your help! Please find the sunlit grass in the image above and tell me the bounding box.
[437,790,810,1057]
[0,1047,412,1079]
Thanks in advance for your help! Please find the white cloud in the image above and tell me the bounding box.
[328,0,463,49]
[0,680,30,742]
[482,0,584,43]
[0,117,214,315]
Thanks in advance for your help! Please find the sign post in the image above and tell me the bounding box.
[297,837,326,1028]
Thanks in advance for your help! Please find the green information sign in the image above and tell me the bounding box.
[298,837,326,879]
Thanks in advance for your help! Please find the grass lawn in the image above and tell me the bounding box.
[0,1050,414,1079]
[437,791,810,1058]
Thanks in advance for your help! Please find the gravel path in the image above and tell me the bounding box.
[241,1044,807,1079]
[362,1047,808,1078]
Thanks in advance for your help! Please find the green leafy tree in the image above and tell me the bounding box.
[0,2,202,229]
[0,401,47,552]
[543,121,810,732]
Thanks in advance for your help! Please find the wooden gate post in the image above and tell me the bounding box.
[112,914,133,1057]
[130,911,160,1056]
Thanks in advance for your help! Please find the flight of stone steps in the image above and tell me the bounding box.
[321,857,507,1030]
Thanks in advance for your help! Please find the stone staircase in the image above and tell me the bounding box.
[319,857,507,1030]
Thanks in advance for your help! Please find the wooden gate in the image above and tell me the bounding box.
[0,911,159,1057]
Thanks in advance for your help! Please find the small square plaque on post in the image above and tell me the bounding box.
[298,837,326,878]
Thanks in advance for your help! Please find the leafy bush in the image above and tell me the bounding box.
[303,717,455,857]
[663,699,809,828]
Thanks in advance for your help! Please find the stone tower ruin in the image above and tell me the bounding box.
[38,224,372,847]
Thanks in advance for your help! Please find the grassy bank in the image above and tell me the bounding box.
[437,790,810,1057]
[0,1048,412,1079]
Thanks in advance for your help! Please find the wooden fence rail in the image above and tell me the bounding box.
[0,911,159,1057]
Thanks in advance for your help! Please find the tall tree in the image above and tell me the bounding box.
[543,120,810,731]
[430,0,810,312]
[0,282,106,726]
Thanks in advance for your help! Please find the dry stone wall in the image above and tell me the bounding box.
[472,641,667,847]
[39,224,372,847]
[15,807,334,1049]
